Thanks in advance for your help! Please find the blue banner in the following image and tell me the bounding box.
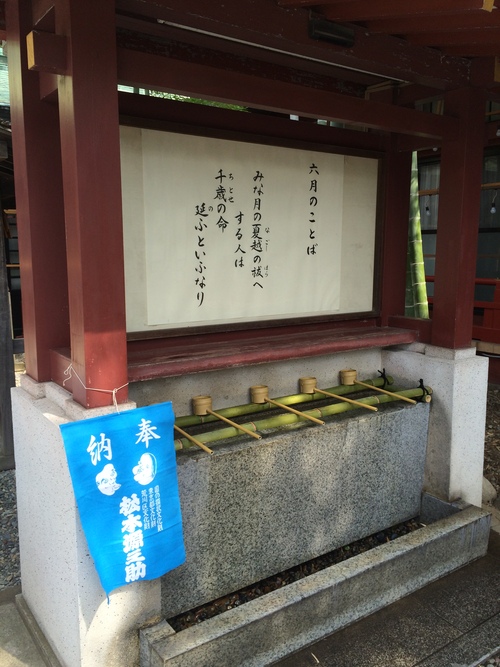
[60,402,185,595]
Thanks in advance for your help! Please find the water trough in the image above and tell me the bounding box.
[141,497,490,667]
[139,377,491,667]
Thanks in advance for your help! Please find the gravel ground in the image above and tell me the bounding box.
[476,654,500,667]
[485,386,500,496]
[0,468,20,589]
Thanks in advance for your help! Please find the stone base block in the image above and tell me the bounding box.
[141,501,491,667]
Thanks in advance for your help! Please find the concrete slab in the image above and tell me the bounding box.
[276,596,462,667]
[0,601,46,667]
[417,615,500,667]
[412,549,500,633]
[142,503,491,667]
[273,531,500,667]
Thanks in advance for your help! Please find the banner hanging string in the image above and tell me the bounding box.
[63,363,129,412]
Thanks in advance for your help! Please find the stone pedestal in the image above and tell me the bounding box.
[11,376,161,667]
[383,344,488,507]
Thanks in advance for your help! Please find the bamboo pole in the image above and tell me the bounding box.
[175,375,394,428]
[173,386,432,451]
[173,425,213,454]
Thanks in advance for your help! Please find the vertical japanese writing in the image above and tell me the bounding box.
[307,163,319,256]
[148,487,157,528]
[213,168,234,232]
[234,210,245,269]
[251,170,268,289]
[135,418,160,448]
[141,489,150,530]
[155,484,163,531]
[193,202,209,307]
[193,169,239,307]
[87,433,112,465]
[120,493,146,583]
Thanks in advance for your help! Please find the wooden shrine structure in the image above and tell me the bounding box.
[2,0,499,410]
[2,2,500,666]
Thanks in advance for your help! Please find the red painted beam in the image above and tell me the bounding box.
[315,0,494,20]
[56,0,128,408]
[127,326,418,381]
[409,27,500,46]
[379,138,412,326]
[5,0,69,382]
[117,49,459,139]
[472,326,500,344]
[440,44,500,57]
[387,316,432,343]
[119,92,387,153]
[366,11,500,35]
[431,88,486,349]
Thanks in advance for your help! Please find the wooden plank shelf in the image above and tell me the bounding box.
[51,325,419,388]
[126,325,418,381]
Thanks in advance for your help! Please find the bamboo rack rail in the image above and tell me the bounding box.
[173,384,432,452]
[175,376,393,429]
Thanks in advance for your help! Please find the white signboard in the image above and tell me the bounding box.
[121,126,379,332]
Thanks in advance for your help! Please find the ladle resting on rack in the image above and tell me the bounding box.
[299,377,378,412]
[339,369,417,405]
[250,385,325,425]
[173,424,213,454]
[192,395,261,440]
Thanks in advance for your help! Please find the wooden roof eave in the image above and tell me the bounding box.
[116,48,458,140]
[114,0,471,90]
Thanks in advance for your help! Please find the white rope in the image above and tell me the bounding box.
[63,363,129,413]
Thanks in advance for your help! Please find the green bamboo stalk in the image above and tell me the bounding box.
[174,375,395,428]
[405,248,416,317]
[406,151,429,319]
[173,386,432,451]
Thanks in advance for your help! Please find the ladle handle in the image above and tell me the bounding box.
[355,381,417,405]
[315,388,378,412]
[207,409,261,439]
[266,398,324,425]
[174,425,214,454]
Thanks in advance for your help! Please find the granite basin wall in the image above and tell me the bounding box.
[161,401,430,618]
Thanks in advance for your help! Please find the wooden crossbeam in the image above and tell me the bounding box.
[305,0,495,20]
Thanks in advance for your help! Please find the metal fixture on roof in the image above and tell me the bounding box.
[308,17,355,48]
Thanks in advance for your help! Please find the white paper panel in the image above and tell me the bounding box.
[121,126,378,332]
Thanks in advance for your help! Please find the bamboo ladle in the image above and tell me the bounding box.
[299,376,378,412]
[339,369,417,405]
[192,395,261,440]
[250,385,324,425]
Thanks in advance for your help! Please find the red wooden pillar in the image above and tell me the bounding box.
[379,137,412,325]
[56,0,128,407]
[431,88,485,349]
[6,0,69,381]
